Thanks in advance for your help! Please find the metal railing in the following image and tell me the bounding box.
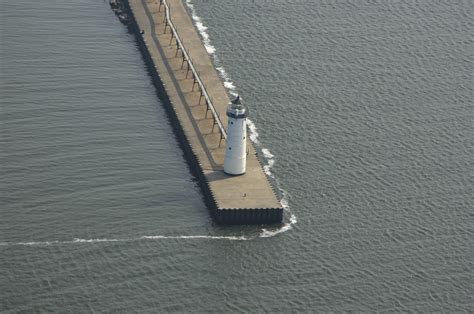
[157,0,227,144]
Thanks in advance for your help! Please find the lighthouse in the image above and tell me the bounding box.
[224,96,247,175]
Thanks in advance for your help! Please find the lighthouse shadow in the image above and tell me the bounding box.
[205,170,239,182]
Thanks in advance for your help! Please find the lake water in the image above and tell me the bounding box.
[1,0,472,311]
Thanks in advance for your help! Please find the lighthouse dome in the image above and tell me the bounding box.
[226,96,248,119]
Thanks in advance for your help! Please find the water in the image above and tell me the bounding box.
[1,0,472,311]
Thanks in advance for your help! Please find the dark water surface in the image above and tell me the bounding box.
[1,0,472,311]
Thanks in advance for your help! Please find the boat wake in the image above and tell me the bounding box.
[0,231,277,247]
[0,235,246,247]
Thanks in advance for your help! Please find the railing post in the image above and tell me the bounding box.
[192,76,197,91]
[205,100,210,118]
[186,61,191,78]
[212,116,216,132]
[219,133,224,147]
[199,89,204,104]
[175,41,181,57]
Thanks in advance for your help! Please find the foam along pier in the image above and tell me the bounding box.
[124,0,283,224]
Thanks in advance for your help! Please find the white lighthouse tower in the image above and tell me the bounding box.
[224,96,247,175]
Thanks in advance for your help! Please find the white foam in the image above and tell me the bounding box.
[186,1,216,55]
[11,238,129,246]
[260,223,293,238]
[141,235,249,241]
[223,81,236,90]
[72,238,123,243]
[185,0,240,98]
[246,119,260,144]
[17,241,60,246]
[216,66,228,79]
[261,148,274,159]
[204,44,216,55]
[2,234,253,246]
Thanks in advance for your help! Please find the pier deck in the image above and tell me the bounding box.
[127,0,282,223]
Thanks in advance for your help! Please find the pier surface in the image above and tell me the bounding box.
[127,0,282,223]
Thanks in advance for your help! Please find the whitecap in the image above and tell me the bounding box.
[224,81,236,90]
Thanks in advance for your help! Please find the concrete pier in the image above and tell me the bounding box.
[124,0,283,224]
